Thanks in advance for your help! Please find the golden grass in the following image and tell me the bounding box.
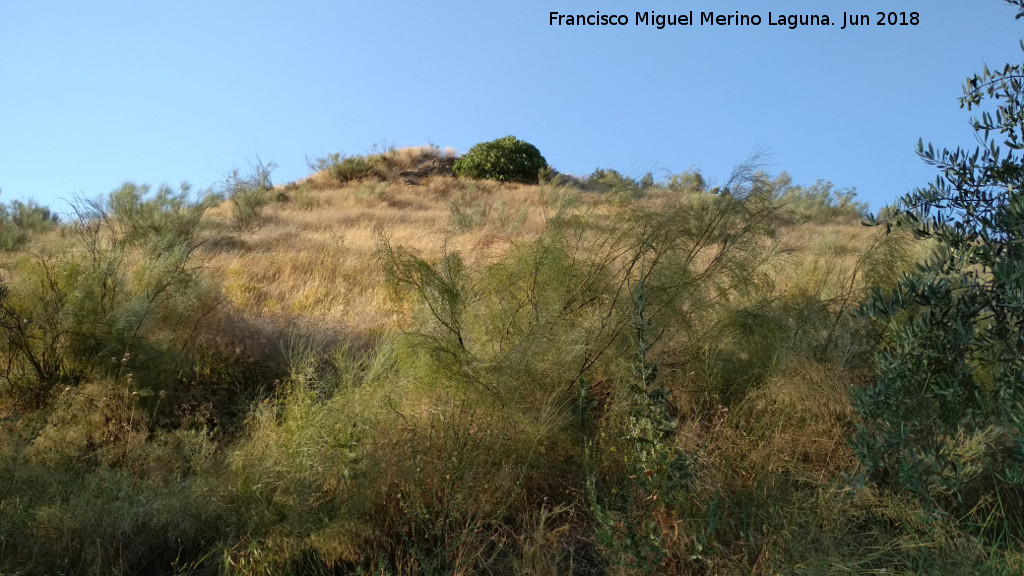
[197,177,577,334]
[198,177,887,339]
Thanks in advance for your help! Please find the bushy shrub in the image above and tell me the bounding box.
[328,153,374,182]
[309,146,456,186]
[667,170,706,193]
[223,157,276,229]
[775,177,868,223]
[0,198,58,251]
[380,167,781,568]
[453,136,548,184]
[584,167,639,194]
[0,183,216,408]
[851,36,1024,539]
[587,274,694,570]
[584,169,658,196]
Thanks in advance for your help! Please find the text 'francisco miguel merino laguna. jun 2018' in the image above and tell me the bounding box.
[548,10,920,30]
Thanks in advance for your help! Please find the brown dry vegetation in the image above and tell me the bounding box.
[200,175,553,332]
[197,172,892,347]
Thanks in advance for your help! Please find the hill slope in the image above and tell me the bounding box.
[3,158,1016,576]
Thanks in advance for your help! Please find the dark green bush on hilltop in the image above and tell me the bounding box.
[453,135,548,184]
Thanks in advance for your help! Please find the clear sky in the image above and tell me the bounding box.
[2,1,1023,213]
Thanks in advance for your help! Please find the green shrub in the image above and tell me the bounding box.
[384,162,778,406]
[308,152,376,184]
[453,136,548,184]
[775,177,868,223]
[379,169,780,569]
[586,271,694,570]
[851,35,1024,540]
[0,183,216,408]
[223,382,366,569]
[584,168,639,194]
[331,154,374,182]
[667,170,706,193]
[0,198,58,251]
[223,157,276,229]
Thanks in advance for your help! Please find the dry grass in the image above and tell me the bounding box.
[197,176,580,335]
[193,179,892,416]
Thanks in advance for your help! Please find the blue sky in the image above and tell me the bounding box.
[2,1,1023,213]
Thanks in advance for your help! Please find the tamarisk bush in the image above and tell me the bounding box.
[0,183,216,407]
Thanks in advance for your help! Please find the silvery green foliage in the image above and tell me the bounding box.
[852,33,1024,530]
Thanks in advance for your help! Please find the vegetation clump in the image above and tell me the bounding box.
[582,168,654,195]
[453,135,548,184]
[310,145,457,186]
[0,197,58,251]
[223,157,276,229]
[774,175,868,223]
[0,183,217,409]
